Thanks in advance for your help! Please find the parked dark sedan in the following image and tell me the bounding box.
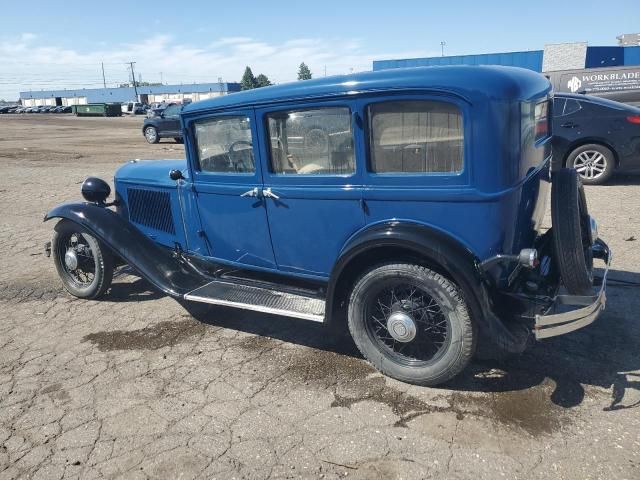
[141,103,183,144]
[553,93,640,184]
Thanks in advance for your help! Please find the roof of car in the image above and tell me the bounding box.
[182,65,550,115]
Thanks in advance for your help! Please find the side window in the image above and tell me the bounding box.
[369,101,464,174]
[553,98,566,116]
[267,107,354,175]
[563,99,582,116]
[195,116,255,174]
[164,105,180,117]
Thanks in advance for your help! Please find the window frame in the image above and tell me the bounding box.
[163,104,181,117]
[264,105,356,177]
[256,99,362,187]
[187,109,263,182]
[359,94,470,187]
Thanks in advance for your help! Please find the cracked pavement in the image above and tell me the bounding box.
[0,114,639,479]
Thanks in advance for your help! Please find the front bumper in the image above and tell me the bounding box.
[534,239,611,340]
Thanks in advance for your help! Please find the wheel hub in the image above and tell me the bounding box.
[386,311,417,343]
[64,248,78,270]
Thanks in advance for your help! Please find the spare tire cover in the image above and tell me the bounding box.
[551,168,594,295]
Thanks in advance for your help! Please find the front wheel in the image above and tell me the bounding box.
[144,126,159,144]
[348,263,475,386]
[52,220,113,299]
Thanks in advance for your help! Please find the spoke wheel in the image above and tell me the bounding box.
[365,281,451,366]
[348,263,474,386]
[59,233,97,288]
[52,219,113,299]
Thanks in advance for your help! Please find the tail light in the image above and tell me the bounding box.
[627,115,640,124]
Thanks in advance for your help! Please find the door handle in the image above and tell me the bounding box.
[263,188,280,200]
[240,187,260,197]
[560,122,578,128]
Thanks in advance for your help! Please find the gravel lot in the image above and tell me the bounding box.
[0,114,639,479]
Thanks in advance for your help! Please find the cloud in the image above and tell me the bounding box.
[0,34,436,100]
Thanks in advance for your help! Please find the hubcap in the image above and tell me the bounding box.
[386,311,417,342]
[145,128,156,141]
[64,249,78,270]
[573,150,606,180]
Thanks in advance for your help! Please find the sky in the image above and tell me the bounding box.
[0,0,639,100]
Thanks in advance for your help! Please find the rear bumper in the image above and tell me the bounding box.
[534,239,611,340]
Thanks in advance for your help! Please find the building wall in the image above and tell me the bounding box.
[373,50,543,72]
[20,83,240,105]
[542,42,588,72]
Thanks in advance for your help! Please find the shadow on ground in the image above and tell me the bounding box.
[106,268,640,414]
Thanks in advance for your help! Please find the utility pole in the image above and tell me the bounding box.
[101,62,106,88]
[440,41,446,57]
[128,61,138,99]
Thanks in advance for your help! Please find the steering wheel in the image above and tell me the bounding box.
[229,140,252,154]
[228,140,253,171]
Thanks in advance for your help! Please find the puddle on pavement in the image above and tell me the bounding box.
[83,319,207,351]
[236,335,566,435]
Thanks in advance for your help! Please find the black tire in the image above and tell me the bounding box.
[551,169,594,295]
[348,263,474,386]
[144,126,159,144]
[566,144,615,185]
[52,219,113,299]
[174,137,184,144]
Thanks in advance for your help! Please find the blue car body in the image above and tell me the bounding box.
[116,66,551,278]
[45,66,611,379]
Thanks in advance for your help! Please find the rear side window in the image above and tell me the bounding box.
[369,100,464,174]
[563,99,582,116]
[266,107,354,175]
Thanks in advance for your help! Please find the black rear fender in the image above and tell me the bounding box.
[44,203,209,297]
[327,221,529,353]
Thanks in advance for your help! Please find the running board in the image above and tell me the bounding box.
[184,279,325,322]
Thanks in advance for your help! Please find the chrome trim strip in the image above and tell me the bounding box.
[534,241,611,340]
[183,293,325,323]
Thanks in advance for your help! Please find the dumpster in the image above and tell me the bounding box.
[72,103,122,117]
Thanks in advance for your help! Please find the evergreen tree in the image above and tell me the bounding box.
[255,74,273,88]
[240,66,257,90]
[297,62,312,80]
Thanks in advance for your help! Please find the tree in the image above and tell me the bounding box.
[240,66,257,90]
[255,74,272,88]
[297,62,312,80]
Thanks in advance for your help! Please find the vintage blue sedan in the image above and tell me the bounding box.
[44,66,610,386]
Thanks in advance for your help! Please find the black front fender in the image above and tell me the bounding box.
[45,203,209,297]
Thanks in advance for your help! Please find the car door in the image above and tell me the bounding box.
[189,110,277,269]
[161,104,182,136]
[255,101,365,277]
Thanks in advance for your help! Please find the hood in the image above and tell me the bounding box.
[114,159,188,187]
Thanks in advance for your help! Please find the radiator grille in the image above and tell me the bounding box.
[127,188,176,235]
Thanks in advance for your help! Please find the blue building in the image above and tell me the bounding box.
[20,82,241,107]
[373,42,640,105]
[373,44,640,73]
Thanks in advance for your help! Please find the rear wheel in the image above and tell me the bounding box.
[52,220,113,299]
[348,263,474,386]
[567,144,615,185]
[144,126,159,144]
[174,137,184,144]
